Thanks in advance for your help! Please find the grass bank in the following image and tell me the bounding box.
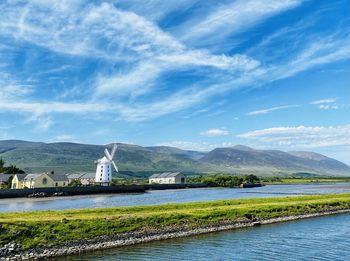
[262,177,350,184]
[2,193,350,252]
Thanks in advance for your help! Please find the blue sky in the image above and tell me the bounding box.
[0,0,350,163]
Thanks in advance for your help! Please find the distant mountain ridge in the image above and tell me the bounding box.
[0,140,349,177]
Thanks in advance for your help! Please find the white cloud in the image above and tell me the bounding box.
[0,84,32,99]
[1,0,260,99]
[181,0,303,44]
[310,98,337,105]
[238,125,350,148]
[0,101,111,115]
[116,0,199,22]
[310,98,339,110]
[49,134,80,143]
[319,104,338,110]
[25,113,53,130]
[247,105,299,116]
[158,141,236,151]
[200,128,230,137]
[0,0,349,124]
[269,33,350,81]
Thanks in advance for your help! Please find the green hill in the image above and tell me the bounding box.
[0,140,349,177]
[0,140,211,175]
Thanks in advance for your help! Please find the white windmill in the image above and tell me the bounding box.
[95,144,118,186]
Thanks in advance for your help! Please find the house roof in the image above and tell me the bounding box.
[149,172,182,178]
[50,174,69,182]
[66,172,95,180]
[66,173,84,179]
[80,173,95,179]
[0,174,12,183]
[14,174,27,181]
[23,174,42,181]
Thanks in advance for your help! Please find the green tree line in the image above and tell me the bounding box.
[188,174,260,187]
[0,158,25,174]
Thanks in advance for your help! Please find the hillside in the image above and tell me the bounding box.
[0,140,211,175]
[0,140,349,176]
[200,146,350,176]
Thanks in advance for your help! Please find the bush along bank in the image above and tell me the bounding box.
[2,193,350,259]
[187,174,261,187]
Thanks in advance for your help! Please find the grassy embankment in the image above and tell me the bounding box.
[262,177,350,184]
[2,193,350,249]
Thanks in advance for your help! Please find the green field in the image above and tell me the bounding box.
[1,193,350,249]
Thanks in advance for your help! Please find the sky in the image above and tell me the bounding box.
[0,0,349,164]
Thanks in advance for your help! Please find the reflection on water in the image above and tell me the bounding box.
[1,183,350,212]
[54,213,350,261]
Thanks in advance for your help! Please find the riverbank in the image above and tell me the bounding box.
[263,177,350,185]
[0,183,212,199]
[2,193,350,260]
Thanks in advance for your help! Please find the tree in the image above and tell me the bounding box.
[69,179,82,187]
[6,176,13,189]
[0,159,25,174]
[3,165,25,174]
[0,158,4,170]
[244,174,260,184]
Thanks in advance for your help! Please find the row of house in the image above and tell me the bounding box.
[11,173,69,189]
[0,172,96,189]
[1,172,186,189]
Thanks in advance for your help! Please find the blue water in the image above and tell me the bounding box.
[1,183,350,212]
[55,213,350,260]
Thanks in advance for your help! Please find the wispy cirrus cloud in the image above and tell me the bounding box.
[310,98,339,110]
[310,98,337,105]
[247,105,299,116]
[0,0,261,101]
[238,125,350,148]
[0,0,349,125]
[180,0,303,46]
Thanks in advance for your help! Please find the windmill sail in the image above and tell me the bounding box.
[111,160,119,172]
[110,144,117,159]
[104,148,112,161]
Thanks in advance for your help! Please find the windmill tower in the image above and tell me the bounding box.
[95,144,118,186]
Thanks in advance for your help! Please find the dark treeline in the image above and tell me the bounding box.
[188,174,260,187]
[0,158,25,174]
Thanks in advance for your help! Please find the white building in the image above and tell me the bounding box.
[95,156,112,186]
[149,172,186,184]
[94,144,118,186]
[66,173,96,185]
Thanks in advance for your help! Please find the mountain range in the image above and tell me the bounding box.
[0,140,349,177]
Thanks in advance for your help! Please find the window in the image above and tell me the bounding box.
[63,182,65,186]
[55,182,58,187]
[42,178,47,185]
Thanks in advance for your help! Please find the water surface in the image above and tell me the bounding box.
[1,183,350,212]
[54,213,350,261]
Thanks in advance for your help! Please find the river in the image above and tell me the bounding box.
[54,213,350,260]
[2,183,350,212]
